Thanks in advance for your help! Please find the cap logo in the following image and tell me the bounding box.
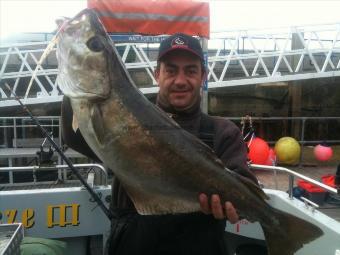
[171,37,187,47]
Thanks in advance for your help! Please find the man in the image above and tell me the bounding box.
[154,33,258,217]
[61,33,258,255]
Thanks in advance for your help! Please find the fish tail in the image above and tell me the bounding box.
[262,207,323,255]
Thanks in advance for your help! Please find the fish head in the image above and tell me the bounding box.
[56,9,112,100]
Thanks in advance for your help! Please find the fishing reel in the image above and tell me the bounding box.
[33,134,59,182]
[36,134,55,166]
[36,145,54,165]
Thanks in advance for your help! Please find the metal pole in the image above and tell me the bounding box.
[299,118,306,166]
[58,116,64,179]
[201,38,209,114]
[288,175,295,199]
[13,118,17,148]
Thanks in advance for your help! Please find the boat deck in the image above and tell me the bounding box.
[255,165,340,221]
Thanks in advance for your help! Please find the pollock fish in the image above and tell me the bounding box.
[56,9,323,255]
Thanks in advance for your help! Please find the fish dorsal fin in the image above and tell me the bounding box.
[228,169,269,200]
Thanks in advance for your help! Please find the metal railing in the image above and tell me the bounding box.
[2,22,340,106]
[1,115,339,148]
[250,164,338,198]
[251,163,340,213]
[228,116,340,145]
[0,163,108,186]
[0,116,61,148]
[250,164,339,211]
[0,116,339,167]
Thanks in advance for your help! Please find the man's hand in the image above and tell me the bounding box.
[199,193,239,224]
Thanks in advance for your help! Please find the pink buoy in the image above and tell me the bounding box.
[248,137,270,165]
[314,144,333,162]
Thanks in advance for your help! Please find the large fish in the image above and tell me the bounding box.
[56,9,322,255]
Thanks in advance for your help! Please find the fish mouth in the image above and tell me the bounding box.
[53,8,107,53]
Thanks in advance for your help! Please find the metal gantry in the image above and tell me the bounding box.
[1,22,340,107]
[207,23,340,88]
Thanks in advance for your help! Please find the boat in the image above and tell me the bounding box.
[0,1,339,254]
[0,161,339,255]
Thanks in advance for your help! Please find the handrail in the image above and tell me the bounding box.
[250,164,338,199]
[2,116,340,146]
[0,163,108,186]
[2,22,340,107]
[229,116,340,145]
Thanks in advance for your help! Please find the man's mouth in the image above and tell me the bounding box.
[171,91,190,96]
[171,88,191,93]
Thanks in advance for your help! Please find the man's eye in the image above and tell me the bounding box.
[166,68,175,75]
[187,69,198,75]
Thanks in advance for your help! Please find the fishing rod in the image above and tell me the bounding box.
[4,83,113,220]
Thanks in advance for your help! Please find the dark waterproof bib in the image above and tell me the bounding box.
[199,113,215,149]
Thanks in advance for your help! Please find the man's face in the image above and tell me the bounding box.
[155,50,205,110]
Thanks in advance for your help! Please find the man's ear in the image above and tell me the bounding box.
[154,68,160,82]
[201,69,207,87]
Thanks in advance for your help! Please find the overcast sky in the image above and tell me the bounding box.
[1,0,340,40]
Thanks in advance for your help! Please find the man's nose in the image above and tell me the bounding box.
[174,70,187,85]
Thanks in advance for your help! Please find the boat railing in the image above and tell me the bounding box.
[0,116,61,149]
[0,163,108,186]
[1,116,340,165]
[250,164,338,200]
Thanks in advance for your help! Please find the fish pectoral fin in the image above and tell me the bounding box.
[72,114,79,132]
[90,104,106,145]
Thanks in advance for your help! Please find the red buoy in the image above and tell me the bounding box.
[248,137,270,165]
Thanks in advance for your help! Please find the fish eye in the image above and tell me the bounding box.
[86,36,104,52]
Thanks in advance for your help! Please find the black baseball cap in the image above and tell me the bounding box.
[157,33,204,62]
